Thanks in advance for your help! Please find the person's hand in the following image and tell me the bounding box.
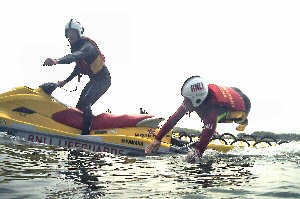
[186,148,201,163]
[43,58,58,66]
[145,139,161,154]
[57,80,67,87]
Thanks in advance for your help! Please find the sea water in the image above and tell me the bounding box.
[0,132,299,199]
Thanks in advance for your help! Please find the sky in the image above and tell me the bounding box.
[1,0,300,134]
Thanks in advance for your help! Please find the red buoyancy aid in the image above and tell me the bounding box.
[75,37,106,76]
[208,84,246,111]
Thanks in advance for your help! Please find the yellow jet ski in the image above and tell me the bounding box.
[0,82,177,156]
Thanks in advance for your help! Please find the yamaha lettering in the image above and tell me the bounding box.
[121,139,144,146]
[191,82,204,92]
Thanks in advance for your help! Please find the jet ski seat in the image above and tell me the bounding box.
[52,108,154,130]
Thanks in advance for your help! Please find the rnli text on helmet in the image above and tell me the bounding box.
[191,82,204,92]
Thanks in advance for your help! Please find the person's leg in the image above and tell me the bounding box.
[81,104,93,135]
[232,87,251,131]
[76,82,94,135]
[231,87,251,115]
[76,74,111,135]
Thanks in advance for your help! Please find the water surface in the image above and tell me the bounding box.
[0,132,299,198]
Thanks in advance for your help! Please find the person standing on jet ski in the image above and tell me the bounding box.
[145,76,251,162]
[43,19,111,135]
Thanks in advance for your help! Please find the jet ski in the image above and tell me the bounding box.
[0,82,179,156]
[0,83,281,156]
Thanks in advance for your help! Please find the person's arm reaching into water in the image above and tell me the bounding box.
[145,103,187,154]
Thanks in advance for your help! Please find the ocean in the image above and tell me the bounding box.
[0,132,299,199]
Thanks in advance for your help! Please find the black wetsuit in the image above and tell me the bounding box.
[57,37,111,135]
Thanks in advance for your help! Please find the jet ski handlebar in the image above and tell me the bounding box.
[39,82,58,95]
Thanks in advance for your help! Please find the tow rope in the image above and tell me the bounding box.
[60,74,81,92]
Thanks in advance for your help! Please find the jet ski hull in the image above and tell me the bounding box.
[0,84,172,156]
[0,123,172,156]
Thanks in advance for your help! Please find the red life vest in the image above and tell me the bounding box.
[75,37,105,76]
[208,84,246,111]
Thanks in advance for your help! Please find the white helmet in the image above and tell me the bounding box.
[181,76,209,107]
[65,19,84,38]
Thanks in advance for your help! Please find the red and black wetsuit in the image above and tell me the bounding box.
[155,84,251,156]
[57,37,111,135]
